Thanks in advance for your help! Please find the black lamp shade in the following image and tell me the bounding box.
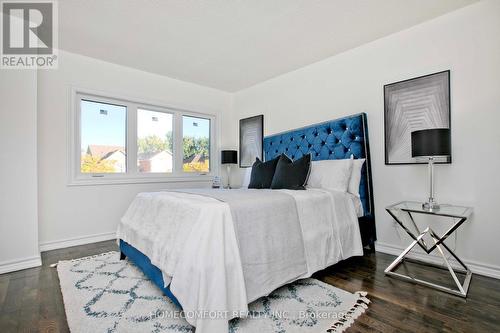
[221,150,237,164]
[411,128,451,157]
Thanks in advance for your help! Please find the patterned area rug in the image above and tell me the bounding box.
[57,252,369,333]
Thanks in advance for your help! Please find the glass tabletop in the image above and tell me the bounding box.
[387,201,473,219]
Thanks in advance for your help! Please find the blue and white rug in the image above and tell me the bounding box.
[57,252,369,333]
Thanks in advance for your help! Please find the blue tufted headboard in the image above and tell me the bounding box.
[263,113,374,220]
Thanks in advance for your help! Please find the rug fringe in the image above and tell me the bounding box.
[326,291,370,333]
[54,251,118,267]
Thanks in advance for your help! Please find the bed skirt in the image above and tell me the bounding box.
[119,239,182,308]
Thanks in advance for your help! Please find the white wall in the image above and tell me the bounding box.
[0,70,41,273]
[225,1,500,277]
[37,50,232,249]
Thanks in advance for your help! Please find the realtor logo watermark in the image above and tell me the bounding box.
[1,0,58,68]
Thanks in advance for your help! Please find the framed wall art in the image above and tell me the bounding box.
[384,70,451,165]
[239,115,263,167]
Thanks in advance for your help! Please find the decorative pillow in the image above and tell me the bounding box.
[348,158,365,197]
[241,167,252,188]
[307,159,353,192]
[270,154,311,190]
[248,156,279,189]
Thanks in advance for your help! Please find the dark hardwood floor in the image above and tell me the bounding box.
[0,241,118,333]
[1,241,499,332]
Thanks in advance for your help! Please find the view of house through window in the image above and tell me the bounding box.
[80,100,127,173]
[137,109,173,173]
[75,93,214,181]
[183,115,210,173]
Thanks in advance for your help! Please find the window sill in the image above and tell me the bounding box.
[68,174,215,186]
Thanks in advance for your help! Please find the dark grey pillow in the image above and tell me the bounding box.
[271,154,311,190]
[248,156,279,189]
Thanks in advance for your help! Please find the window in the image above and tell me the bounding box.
[182,115,210,173]
[70,90,217,185]
[137,109,173,173]
[80,100,127,173]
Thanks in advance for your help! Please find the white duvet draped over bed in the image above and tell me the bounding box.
[117,188,363,333]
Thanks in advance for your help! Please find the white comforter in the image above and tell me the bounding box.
[117,188,363,333]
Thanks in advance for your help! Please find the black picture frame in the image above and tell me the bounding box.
[384,70,452,165]
[239,115,263,168]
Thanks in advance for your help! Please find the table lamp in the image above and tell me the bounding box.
[221,150,237,189]
[411,128,451,211]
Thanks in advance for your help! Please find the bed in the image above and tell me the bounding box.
[117,113,375,332]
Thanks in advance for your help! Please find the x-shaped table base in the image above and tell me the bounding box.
[384,227,472,297]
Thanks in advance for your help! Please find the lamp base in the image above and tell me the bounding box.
[422,201,440,211]
[422,157,440,212]
[226,164,231,189]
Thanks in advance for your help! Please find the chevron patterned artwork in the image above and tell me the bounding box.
[384,70,451,164]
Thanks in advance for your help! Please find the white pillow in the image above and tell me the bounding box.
[241,167,252,188]
[348,158,365,197]
[307,159,353,192]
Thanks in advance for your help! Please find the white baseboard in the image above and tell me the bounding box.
[376,241,500,280]
[39,231,116,252]
[0,255,42,274]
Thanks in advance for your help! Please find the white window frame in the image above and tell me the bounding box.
[68,88,218,186]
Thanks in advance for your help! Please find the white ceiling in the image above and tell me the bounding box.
[59,0,477,92]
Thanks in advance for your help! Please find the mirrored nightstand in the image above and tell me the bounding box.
[385,201,473,297]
